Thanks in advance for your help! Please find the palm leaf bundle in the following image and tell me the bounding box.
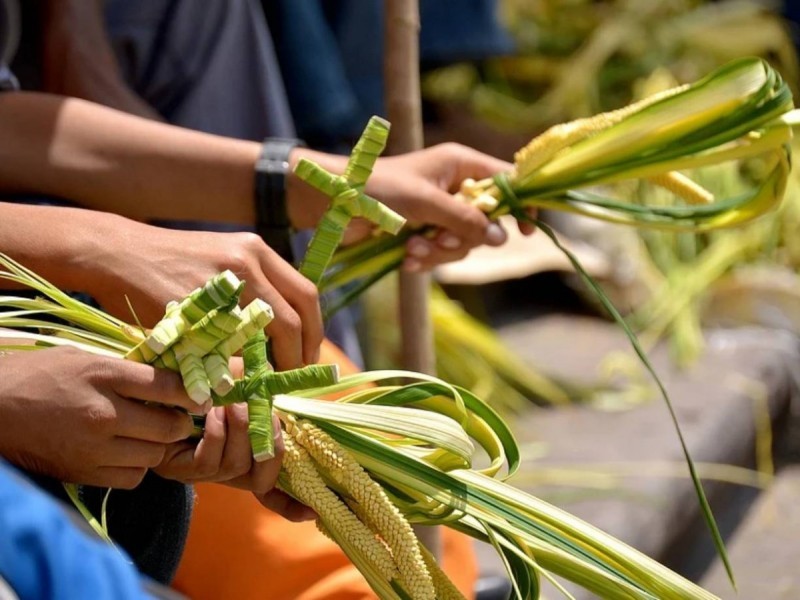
[0,252,720,599]
[324,58,796,316]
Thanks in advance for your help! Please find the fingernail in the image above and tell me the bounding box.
[408,241,431,258]
[404,258,421,272]
[485,223,507,246]
[438,233,462,250]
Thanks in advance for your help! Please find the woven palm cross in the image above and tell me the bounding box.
[294,116,406,285]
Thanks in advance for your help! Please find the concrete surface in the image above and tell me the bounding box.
[472,314,800,599]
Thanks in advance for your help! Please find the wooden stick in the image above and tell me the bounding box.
[383,0,441,560]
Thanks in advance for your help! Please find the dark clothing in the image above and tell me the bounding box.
[263,0,515,149]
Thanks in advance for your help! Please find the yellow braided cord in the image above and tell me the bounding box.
[419,542,468,600]
[281,432,398,582]
[295,420,436,600]
[648,171,715,204]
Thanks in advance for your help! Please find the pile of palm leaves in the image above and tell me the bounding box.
[0,253,721,599]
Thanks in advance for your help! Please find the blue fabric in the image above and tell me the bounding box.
[0,0,19,92]
[264,0,515,146]
[0,460,155,600]
[0,63,16,90]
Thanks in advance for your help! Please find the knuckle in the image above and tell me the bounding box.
[166,412,194,442]
[84,404,117,435]
[80,355,117,385]
[223,454,252,479]
[192,457,217,480]
[226,404,249,433]
[228,233,264,273]
[236,231,266,253]
[437,141,460,155]
[296,279,320,307]
[272,312,302,339]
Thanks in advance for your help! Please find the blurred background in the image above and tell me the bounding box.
[406,2,800,598]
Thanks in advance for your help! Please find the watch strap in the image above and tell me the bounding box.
[254,137,305,263]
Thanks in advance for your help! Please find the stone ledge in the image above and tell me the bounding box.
[701,464,800,599]
[474,314,799,598]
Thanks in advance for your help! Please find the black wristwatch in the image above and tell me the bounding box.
[254,137,306,263]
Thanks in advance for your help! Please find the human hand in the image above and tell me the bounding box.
[84,219,322,370]
[288,143,535,272]
[0,348,199,489]
[366,143,537,271]
[155,407,281,494]
[155,408,315,521]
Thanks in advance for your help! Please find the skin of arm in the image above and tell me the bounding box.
[0,202,322,369]
[0,92,525,269]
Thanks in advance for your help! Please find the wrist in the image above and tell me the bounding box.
[254,138,306,263]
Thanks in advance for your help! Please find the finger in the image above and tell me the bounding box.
[108,360,201,414]
[252,267,322,370]
[154,442,198,482]
[215,403,252,481]
[408,184,492,247]
[113,399,194,443]
[263,296,304,370]
[434,223,506,253]
[240,275,303,370]
[416,249,471,271]
[518,221,537,236]
[517,208,538,236]
[228,356,245,379]
[403,236,470,272]
[450,145,512,185]
[166,407,227,481]
[91,466,149,490]
[104,437,167,469]
[256,489,317,522]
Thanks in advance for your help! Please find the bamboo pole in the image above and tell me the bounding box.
[383,0,441,559]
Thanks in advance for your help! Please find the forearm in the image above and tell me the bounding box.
[0,92,260,224]
[0,202,129,293]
